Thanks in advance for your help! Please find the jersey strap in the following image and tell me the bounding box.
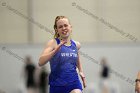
[55,38,60,45]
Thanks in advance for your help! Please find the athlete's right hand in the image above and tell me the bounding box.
[60,39,67,46]
[55,39,67,52]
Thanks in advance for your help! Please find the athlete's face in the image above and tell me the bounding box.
[56,18,72,39]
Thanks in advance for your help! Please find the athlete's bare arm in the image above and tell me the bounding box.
[75,41,86,88]
[38,39,66,66]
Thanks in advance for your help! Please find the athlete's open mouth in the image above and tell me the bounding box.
[62,31,67,35]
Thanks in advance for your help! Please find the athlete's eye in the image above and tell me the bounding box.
[64,24,68,27]
[58,25,63,29]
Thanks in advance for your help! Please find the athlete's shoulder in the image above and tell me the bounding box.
[47,39,56,44]
[45,39,57,48]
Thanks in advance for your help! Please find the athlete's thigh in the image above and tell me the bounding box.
[70,89,82,93]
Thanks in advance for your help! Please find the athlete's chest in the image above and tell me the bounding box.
[59,45,78,58]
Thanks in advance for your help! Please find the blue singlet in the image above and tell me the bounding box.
[48,38,82,93]
[49,38,82,93]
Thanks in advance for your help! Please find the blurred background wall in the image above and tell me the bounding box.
[0,0,140,93]
[0,0,140,44]
[0,44,140,93]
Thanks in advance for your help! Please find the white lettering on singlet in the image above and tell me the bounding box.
[61,53,77,57]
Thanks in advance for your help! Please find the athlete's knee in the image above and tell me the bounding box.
[70,89,82,93]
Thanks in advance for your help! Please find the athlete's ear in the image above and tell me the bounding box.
[55,28,58,34]
[54,27,57,31]
[55,30,58,34]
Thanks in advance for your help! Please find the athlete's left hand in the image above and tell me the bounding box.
[79,72,86,88]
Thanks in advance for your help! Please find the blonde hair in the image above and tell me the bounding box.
[53,16,70,38]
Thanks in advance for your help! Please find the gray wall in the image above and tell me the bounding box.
[0,0,140,44]
[0,43,139,93]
